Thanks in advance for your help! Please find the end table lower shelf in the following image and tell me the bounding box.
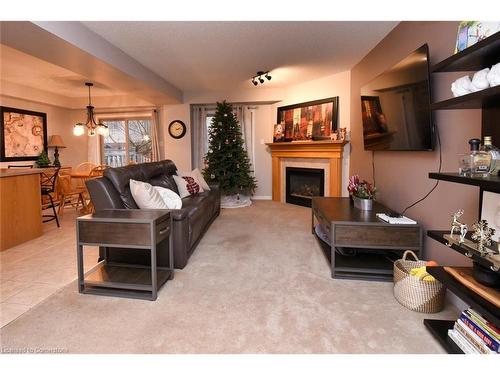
[77,209,174,301]
[82,262,173,300]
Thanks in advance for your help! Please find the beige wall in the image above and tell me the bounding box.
[350,21,480,265]
[0,96,87,168]
[271,71,351,196]
[160,103,192,171]
[161,70,351,199]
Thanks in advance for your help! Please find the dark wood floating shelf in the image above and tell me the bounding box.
[423,319,463,354]
[432,32,500,73]
[431,85,500,110]
[426,266,500,328]
[428,172,500,193]
[427,230,498,272]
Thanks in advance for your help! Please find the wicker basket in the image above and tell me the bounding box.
[393,250,446,313]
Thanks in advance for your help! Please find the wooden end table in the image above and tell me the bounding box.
[76,209,174,300]
[312,197,423,281]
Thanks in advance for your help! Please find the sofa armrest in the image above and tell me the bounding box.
[170,208,191,221]
[208,182,220,193]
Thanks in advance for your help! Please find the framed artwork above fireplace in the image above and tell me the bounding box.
[276,97,339,142]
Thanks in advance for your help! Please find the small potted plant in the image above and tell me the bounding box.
[36,150,51,168]
[348,175,377,210]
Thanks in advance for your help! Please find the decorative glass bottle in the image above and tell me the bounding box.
[468,138,490,178]
[480,136,500,176]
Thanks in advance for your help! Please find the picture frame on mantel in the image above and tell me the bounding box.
[0,106,48,162]
[276,97,339,142]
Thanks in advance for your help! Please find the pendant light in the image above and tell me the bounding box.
[73,82,109,137]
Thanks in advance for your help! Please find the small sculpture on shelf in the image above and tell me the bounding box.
[450,209,468,243]
[471,219,496,255]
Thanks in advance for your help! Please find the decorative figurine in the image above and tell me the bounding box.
[339,127,347,141]
[460,223,468,244]
[471,219,496,255]
[451,209,468,243]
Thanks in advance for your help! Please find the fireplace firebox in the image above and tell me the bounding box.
[286,167,325,207]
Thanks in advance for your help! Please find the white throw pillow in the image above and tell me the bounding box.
[173,175,201,198]
[192,168,210,191]
[178,168,210,191]
[130,179,168,209]
[154,186,182,209]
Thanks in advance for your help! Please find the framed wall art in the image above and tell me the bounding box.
[455,21,500,53]
[0,106,48,162]
[276,97,338,142]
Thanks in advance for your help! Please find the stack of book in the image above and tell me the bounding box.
[448,308,499,354]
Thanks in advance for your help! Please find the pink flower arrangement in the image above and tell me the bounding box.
[348,175,377,200]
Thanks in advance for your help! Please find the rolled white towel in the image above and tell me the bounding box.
[471,68,490,92]
[487,62,500,87]
[451,75,473,97]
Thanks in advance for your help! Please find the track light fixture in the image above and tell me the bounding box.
[251,71,272,86]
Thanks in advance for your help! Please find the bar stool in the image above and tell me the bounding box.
[40,167,61,227]
[7,165,33,168]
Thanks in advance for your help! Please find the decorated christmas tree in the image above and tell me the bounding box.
[203,101,257,196]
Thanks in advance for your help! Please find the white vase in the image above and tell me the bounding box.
[353,196,373,210]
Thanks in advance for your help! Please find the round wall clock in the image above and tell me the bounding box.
[168,120,187,139]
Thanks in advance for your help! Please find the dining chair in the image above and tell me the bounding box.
[57,175,87,218]
[89,164,110,178]
[74,162,96,188]
[82,165,111,213]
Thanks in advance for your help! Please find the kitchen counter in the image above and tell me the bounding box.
[0,168,43,251]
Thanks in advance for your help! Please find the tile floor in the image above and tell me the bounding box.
[0,209,98,327]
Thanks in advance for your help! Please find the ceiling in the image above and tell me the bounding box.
[0,44,125,98]
[82,21,398,92]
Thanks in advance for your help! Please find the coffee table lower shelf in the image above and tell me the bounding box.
[424,319,464,354]
[314,232,399,281]
[80,262,172,300]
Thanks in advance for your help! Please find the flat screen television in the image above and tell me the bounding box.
[361,44,434,151]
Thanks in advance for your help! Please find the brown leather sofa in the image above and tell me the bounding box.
[86,160,220,269]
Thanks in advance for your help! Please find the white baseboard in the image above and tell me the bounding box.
[252,196,272,200]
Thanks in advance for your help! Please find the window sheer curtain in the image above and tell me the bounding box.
[190,104,254,172]
[190,105,216,170]
[151,109,161,162]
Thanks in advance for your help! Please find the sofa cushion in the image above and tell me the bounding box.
[149,174,179,195]
[170,192,212,221]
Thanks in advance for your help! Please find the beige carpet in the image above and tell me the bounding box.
[0,201,458,353]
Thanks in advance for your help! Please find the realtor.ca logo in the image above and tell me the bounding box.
[1,347,68,354]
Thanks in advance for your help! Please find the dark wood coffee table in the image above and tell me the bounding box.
[76,209,173,300]
[312,197,422,281]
